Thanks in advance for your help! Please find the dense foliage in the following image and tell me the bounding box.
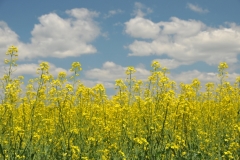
[0,46,240,159]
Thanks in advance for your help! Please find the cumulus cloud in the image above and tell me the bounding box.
[170,70,239,91]
[159,17,206,37]
[187,3,209,14]
[0,8,100,61]
[153,59,191,69]
[81,79,115,88]
[85,61,125,81]
[84,61,150,82]
[125,17,206,39]
[104,9,124,18]
[225,22,240,32]
[170,70,217,84]
[83,60,240,93]
[0,21,19,46]
[0,61,72,79]
[125,17,161,39]
[0,21,26,63]
[133,2,152,17]
[125,16,240,66]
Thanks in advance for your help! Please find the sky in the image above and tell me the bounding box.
[0,0,240,96]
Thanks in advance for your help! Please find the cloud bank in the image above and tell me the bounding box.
[0,8,100,61]
[125,16,240,67]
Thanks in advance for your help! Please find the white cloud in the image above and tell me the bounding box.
[80,79,115,88]
[104,9,124,18]
[170,70,239,91]
[125,17,161,39]
[224,22,240,33]
[125,16,240,66]
[12,63,39,76]
[84,61,240,93]
[66,8,99,19]
[187,3,209,14]
[85,61,150,82]
[0,61,72,79]
[0,21,26,64]
[0,8,100,61]
[85,61,125,81]
[125,16,206,39]
[159,17,206,37]
[153,59,191,69]
[133,2,152,17]
[0,21,19,47]
[170,70,218,84]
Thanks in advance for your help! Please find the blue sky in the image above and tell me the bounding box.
[1,0,240,96]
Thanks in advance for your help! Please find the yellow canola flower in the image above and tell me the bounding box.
[70,62,82,72]
[182,152,187,156]
[218,62,228,69]
[58,71,67,79]
[94,83,105,92]
[224,151,232,155]
[160,76,169,83]
[133,137,148,145]
[235,76,240,83]
[151,60,161,70]
[171,144,179,150]
[119,150,125,157]
[37,61,49,72]
[192,78,201,88]
[115,79,124,86]
[6,45,18,55]
[65,84,74,92]
[71,145,80,154]
[218,62,228,77]
[2,46,240,159]
[4,59,10,64]
[125,66,136,75]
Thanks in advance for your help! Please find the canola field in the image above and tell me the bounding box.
[0,46,240,159]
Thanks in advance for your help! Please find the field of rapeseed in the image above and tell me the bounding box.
[0,46,240,159]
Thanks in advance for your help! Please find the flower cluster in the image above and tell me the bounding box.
[0,46,240,159]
